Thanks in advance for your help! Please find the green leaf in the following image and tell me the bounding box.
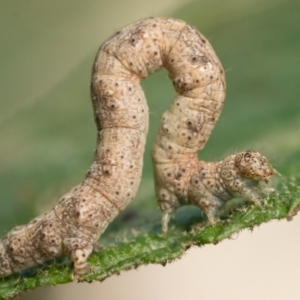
[1,178,300,299]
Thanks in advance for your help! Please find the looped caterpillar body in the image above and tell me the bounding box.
[0,17,276,278]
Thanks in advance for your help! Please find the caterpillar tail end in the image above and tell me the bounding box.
[64,238,93,280]
[71,263,92,281]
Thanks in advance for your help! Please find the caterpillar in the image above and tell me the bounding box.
[0,17,276,278]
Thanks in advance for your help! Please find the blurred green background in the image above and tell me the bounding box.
[0,0,299,290]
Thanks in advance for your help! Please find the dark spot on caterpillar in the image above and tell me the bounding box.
[175,173,182,180]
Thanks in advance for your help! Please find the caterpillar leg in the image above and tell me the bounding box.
[242,188,263,207]
[162,210,174,235]
[156,188,180,235]
[63,237,93,278]
[192,194,221,225]
[201,204,218,225]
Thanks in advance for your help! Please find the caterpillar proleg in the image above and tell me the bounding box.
[0,17,276,278]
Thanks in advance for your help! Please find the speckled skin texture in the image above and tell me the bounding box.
[0,18,155,278]
[150,20,275,233]
[0,17,275,278]
[185,151,275,226]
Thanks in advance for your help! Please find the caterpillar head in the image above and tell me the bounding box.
[234,150,277,183]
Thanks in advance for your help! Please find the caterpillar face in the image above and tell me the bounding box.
[234,150,275,182]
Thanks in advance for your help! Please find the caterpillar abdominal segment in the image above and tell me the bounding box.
[0,17,276,278]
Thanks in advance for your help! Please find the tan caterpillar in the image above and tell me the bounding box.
[0,17,276,278]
